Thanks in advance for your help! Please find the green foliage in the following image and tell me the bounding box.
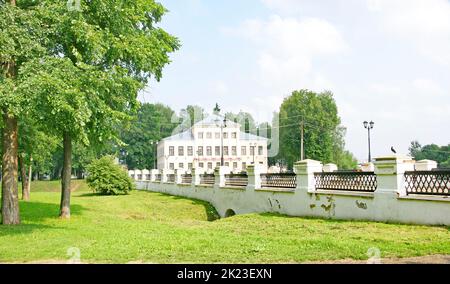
[179,105,207,129]
[0,1,52,115]
[16,0,180,147]
[409,141,450,168]
[86,156,135,195]
[278,89,354,169]
[120,103,178,170]
[225,111,257,134]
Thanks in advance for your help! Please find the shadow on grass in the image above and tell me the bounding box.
[76,192,129,198]
[155,193,220,221]
[0,201,85,236]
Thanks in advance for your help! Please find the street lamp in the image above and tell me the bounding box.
[363,121,375,162]
[150,140,158,169]
[215,117,228,166]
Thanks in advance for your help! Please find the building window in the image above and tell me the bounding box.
[258,146,263,155]
[207,146,212,156]
[223,132,228,139]
[137,174,142,180]
[215,132,220,139]
[225,162,229,167]
[146,174,151,180]
[216,162,221,168]
[187,146,193,156]
[198,132,203,139]
[242,162,246,170]
[131,174,135,179]
[208,162,213,169]
[188,163,193,169]
[178,146,184,156]
[169,163,174,170]
[231,132,237,139]
[250,146,255,156]
[223,146,229,156]
[233,162,238,169]
[199,162,204,168]
[241,146,247,156]
[169,146,174,156]
[206,132,212,139]
[215,146,220,156]
[232,146,237,156]
[179,163,184,169]
[198,146,203,156]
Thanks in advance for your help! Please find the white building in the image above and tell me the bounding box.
[156,113,268,172]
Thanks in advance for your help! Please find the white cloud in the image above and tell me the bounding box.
[225,15,348,93]
[368,0,450,64]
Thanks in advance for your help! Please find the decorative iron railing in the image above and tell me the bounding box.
[155,174,161,182]
[314,172,377,192]
[404,170,450,196]
[200,174,215,186]
[181,174,192,184]
[260,173,297,189]
[167,174,175,183]
[225,174,248,187]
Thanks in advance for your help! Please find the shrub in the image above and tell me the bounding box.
[86,156,135,195]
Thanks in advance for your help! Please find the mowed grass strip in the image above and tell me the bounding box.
[0,180,449,263]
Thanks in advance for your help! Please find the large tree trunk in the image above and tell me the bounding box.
[1,0,19,225]
[1,113,20,225]
[19,155,30,201]
[60,132,72,219]
[27,156,32,196]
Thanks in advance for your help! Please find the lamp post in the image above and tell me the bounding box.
[363,121,375,162]
[215,117,227,166]
[150,140,158,169]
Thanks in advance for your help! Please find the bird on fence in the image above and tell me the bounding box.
[391,146,397,154]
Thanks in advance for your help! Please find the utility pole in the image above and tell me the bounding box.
[300,120,304,161]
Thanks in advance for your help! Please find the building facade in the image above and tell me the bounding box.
[156,114,268,172]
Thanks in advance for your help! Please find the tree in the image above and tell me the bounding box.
[0,0,50,224]
[120,103,177,170]
[17,117,59,200]
[331,126,358,170]
[182,105,208,127]
[20,1,180,218]
[225,111,257,134]
[409,141,450,168]
[278,89,354,168]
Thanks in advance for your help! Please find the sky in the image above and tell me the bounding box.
[142,0,450,162]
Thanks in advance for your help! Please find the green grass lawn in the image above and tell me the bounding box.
[0,180,449,263]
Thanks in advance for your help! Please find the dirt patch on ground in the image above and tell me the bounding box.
[3,255,449,264]
[303,254,450,264]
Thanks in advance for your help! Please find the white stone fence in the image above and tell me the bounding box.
[131,156,450,225]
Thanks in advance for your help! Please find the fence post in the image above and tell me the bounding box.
[294,159,323,193]
[415,160,437,171]
[374,155,415,197]
[215,166,231,188]
[323,163,338,173]
[175,169,184,184]
[191,168,201,186]
[150,169,158,182]
[246,164,262,190]
[161,169,169,183]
